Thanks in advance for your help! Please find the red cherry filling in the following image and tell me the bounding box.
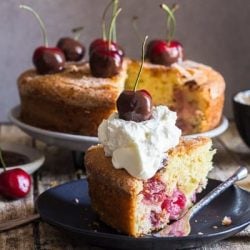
[33,46,65,75]
[116,90,153,122]
[0,168,31,199]
[141,178,187,226]
[142,178,166,203]
[89,45,123,78]
[146,39,183,66]
[57,37,85,62]
[161,190,187,220]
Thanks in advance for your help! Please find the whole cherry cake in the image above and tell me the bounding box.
[85,38,215,237]
[17,3,225,136]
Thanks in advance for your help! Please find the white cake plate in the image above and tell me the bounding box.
[9,105,229,151]
[0,142,45,174]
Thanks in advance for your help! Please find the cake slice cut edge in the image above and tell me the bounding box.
[85,136,215,237]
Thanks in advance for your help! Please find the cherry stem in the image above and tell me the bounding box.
[0,147,7,171]
[19,5,48,47]
[133,36,148,92]
[160,3,176,44]
[132,16,142,42]
[108,8,122,47]
[102,0,113,40]
[72,26,84,40]
[111,0,119,42]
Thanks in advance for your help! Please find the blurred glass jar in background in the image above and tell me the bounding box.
[233,90,250,147]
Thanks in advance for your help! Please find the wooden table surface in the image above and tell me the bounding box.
[0,122,250,250]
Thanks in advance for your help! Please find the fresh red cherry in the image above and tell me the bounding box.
[33,46,65,74]
[0,168,31,199]
[90,45,123,78]
[57,37,85,62]
[89,38,124,57]
[146,4,184,66]
[20,5,66,75]
[117,36,152,122]
[146,39,183,66]
[117,90,152,122]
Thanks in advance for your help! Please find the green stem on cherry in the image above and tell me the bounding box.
[19,5,48,47]
[0,147,7,171]
[72,26,84,41]
[102,0,113,40]
[108,8,122,47]
[111,0,119,42]
[132,16,143,42]
[160,3,176,45]
[133,36,148,92]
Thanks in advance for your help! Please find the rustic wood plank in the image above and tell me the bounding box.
[36,145,82,249]
[0,183,35,223]
[202,238,250,250]
[0,225,35,250]
[39,222,93,250]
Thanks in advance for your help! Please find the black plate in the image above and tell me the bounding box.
[36,179,250,250]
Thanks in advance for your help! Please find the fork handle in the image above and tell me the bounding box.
[190,166,248,218]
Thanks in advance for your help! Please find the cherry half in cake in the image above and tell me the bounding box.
[20,5,65,74]
[146,4,184,66]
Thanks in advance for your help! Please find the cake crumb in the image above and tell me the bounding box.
[213,225,218,229]
[49,180,58,187]
[198,232,203,235]
[222,216,232,226]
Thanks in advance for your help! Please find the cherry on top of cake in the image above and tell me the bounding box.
[89,0,125,78]
[117,36,153,122]
[146,3,184,67]
[20,5,66,75]
[56,26,86,62]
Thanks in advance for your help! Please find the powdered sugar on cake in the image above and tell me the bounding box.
[98,106,181,179]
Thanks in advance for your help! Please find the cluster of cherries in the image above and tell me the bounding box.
[0,148,31,199]
[21,2,183,78]
[20,5,85,75]
[21,2,125,78]
[143,178,186,225]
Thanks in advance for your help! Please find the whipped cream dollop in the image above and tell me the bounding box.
[234,90,250,105]
[98,106,181,180]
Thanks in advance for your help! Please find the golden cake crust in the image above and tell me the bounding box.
[18,62,128,136]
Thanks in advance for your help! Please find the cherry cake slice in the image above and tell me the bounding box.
[85,136,215,237]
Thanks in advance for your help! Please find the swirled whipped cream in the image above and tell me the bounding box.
[98,106,181,179]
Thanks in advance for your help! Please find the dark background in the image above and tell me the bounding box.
[0,0,250,121]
